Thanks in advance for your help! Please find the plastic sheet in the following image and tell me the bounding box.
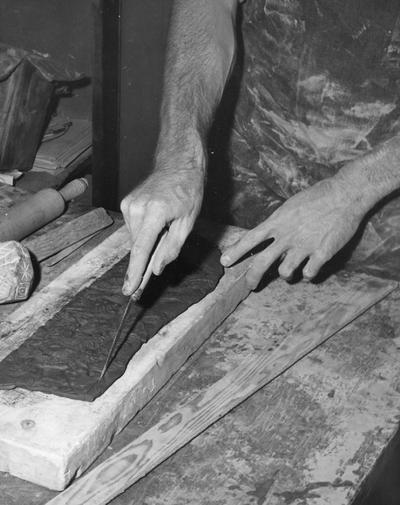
[207,0,400,279]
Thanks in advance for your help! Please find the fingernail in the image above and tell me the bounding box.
[122,276,130,295]
[156,262,165,276]
[131,289,143,303]
[221,254,231,266]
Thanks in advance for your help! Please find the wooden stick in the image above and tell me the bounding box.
[23,208,113,262]
[46,277,396,505]
[45,231,101,266]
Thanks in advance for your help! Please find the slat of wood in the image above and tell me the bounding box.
[47,276,397,505]
[22,207,113,261]
[44,231,101,266]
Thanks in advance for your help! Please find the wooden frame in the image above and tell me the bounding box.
[0,225,251,490]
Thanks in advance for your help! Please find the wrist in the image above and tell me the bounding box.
[154,127,206,178]
[330,169,374,219]
[335,135,400,213]
[333,160,391,216]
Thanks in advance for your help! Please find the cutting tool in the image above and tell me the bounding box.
[98,231,167,380]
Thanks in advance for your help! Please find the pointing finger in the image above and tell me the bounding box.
[122,215,165,295]
[221,223,276,267]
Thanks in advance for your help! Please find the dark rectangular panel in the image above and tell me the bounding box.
[92,0,173,210]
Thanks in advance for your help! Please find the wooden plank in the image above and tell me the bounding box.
[102,280,400,505]
[45,231,102,266]
[45,276,397,505]
[22,208,113,261]
[0,224,251,490]
[0,212,124,321]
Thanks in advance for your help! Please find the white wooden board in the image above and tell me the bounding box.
[0,225,251,490]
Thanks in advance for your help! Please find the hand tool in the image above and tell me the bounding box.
[98,231,167,379]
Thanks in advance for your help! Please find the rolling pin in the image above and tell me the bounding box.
[0,178,88,242]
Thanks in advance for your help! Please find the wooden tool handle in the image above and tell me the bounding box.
[59,178,88,202]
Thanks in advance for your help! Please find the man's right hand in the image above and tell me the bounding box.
[120,153,205,296]
[120,0,238,297]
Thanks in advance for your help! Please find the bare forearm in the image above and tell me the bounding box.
[121,1,238,294]
[156,0,238,165]
[335,134,400,214]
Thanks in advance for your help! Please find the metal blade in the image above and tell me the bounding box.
[98,296,134,380]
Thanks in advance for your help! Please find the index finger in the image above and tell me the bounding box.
[221,223,275,267]
[122,215,165,295]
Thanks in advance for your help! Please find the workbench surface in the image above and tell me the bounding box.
[0,187,400,505]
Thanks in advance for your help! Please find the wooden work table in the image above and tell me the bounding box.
[0,185,400,505]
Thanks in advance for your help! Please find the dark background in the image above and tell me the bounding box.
[0,0,173,207]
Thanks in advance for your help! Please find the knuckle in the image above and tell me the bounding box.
[120,197,130,216]
[267,227,279,239]
[122,201,146,223]
[147,200,167,217]
[313,248,327,261]
[131,243,145,256]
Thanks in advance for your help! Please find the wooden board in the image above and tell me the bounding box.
[22,208,113,262]
[100,277,400,505]
[0,224,251,490]
[0,248,398,504]
[46,274,396,505]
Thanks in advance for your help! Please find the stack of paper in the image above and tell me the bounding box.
[33,118,92,172]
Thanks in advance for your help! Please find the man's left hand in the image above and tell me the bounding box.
[221,176,365,288]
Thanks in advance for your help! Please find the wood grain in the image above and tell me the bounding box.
[45,232,100,266]
[47,276,396,505]
[0,224,253,489]
[22,208,113,262]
